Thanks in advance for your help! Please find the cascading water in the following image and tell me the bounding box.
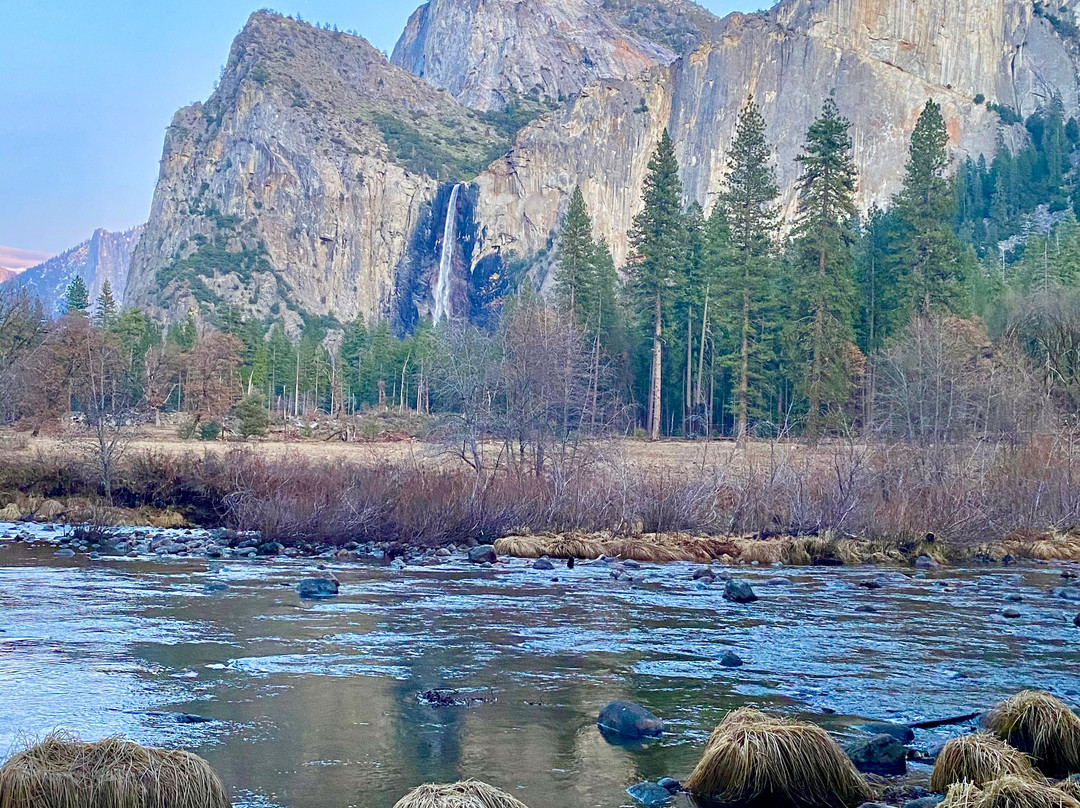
[433,183,462,324]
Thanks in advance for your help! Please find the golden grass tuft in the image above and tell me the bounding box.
[392,780,531,808]
[0,733,231,808]
[940,775,1080,808]
[0,503,22,521]
[148,510,188,529]
[1059,777,1080,800]
[685,709,873,808]
[930,733,1038,792]
[985,691,1080,777]
[35,499,65,521]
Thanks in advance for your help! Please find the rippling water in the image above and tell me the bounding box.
[0,526,1077,808]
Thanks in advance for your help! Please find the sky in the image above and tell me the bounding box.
[0,0,750,261]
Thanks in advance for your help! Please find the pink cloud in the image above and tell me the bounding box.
[0,245,55,272]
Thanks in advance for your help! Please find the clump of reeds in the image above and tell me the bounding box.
[1059,777,1080,800]
[984,691,1080,777]
[684,708,873,808]
[940,775,1080,808]
[392,780,531,808]
[931,733,1038,792]
[0,733,231,808]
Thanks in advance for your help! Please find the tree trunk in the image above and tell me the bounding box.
[685,308,693,437]
[738,278,750,441]
[649,292,663,441]
[808,246,827,438]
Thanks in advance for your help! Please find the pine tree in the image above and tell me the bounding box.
[790,97,859,436]
[65,276,90,314]
[555,187,596,324]
[628,130,686,440]
[717,98,779,439]
[891,99,965,315]
[94,280,118,326]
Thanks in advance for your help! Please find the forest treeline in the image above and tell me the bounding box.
[1,96,1079,449]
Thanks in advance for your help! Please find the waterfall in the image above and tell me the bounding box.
[433,183,462,325]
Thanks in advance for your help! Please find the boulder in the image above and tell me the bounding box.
[468,545,497,564]
[532,558,555,571]
[1002,607,1021,618]
[1074,612,1080,628]
[915,555,939,569]
[597,700,664,740]
[847,734,908,776]
[1052,587,1080,603]
[692,566,715,580]
[903,799,944,808]
[723,579,758,603]
[857,722,915,744]
[720,651,744,668]
[657,778,681,793]
[626,783,672,807]
[297,576,340,600]
[257,541,283,556]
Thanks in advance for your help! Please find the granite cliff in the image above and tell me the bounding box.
[125,11,508,328]
[12,226,143,315]
[129,0,1080,326]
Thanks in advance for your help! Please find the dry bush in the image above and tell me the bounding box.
[392,780,530,808]
[0,733,231,808]
[930,733,1038,792]
[984,692,1080,777]
[1059,777,1080,800]
[684,708,872,808]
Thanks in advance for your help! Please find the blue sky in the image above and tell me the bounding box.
[0,0,750,258]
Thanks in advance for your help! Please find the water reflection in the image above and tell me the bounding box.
[0,539,1077,808]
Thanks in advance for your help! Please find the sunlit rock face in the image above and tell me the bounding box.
[126,11,499,328]
[467,0,1080,270]
[133,0,1080,325]
[391,0,717,111]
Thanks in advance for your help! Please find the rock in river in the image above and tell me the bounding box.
[627,783,672,806]
[597,700,664,740]
[720,651,744,668]
[1074,612,1080,627]
[1052,587,1080,603]
[297,576,339,600]
[915,555,939,569]
[857,722,915,744]
[847,734,908,776]
[468,545,497,564]
[723,579,758,603]
[533,558,555,571]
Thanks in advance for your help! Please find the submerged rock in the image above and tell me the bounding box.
[416,689,491,707]
[597,700,664,740]
[857,722,915,744]
[532,558,555,570]
[847,734,908,776]
[657,778,681,793]
[1074,612,1080,627]
[1052,587,1080,603]
[1002,607,1022,618]
[720,651,744,668]
[626,783,672,806]
[468,545,497,564]
[297,576,339,600]
[723,579,758,603]
[915,555,939,569]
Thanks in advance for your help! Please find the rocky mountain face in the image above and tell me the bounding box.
[131,0,1080,327]
[12,226,143,315]
[125,11,507,329]
[471,0,1080,267]
[0,267,19,284]
[391,0,716,110]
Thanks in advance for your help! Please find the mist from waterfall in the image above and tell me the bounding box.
[433,183,462,325]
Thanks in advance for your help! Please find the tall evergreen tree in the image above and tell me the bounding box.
[555,187,596,324]
[891,99,965,315]
[717,98,779,438]
[628,130,686,440]
[64,277,90,314]
[94,280,118,326]
[790,97,859,435]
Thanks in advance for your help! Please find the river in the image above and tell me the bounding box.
[1,526,1077,808]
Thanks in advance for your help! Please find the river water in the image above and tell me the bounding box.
[0,526,1078,808]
